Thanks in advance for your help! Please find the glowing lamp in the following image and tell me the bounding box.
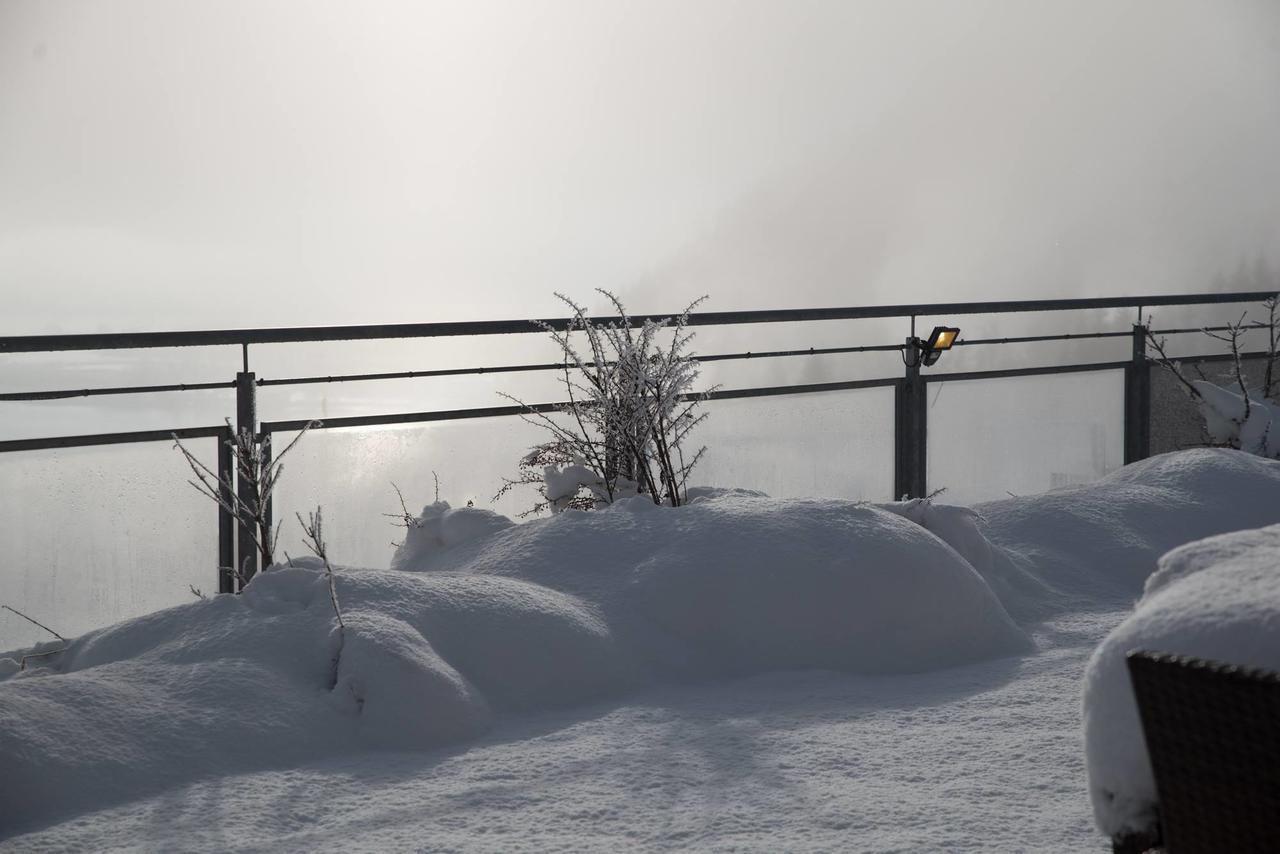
[904,325,961,367]
[921,326,960,365]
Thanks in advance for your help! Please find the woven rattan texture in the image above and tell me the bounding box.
[1127,651,1280,854]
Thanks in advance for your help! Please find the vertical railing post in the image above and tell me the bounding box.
[1124,322,1151,464]
[894,359,928,499]
[216,426,236,594]
[235,366,259,583]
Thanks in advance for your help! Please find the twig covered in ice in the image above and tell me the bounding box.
[2,604,65,642]
[1145,303,1279,459]
[497,290,716,514]
[2,604,68,671]
[297,506,345,689]
[173,418,319,578]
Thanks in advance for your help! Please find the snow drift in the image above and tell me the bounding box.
[974,448,1280,618]
[1,492,1027,835]
[392,494,1031,677]
[0,564,626,834]
[1082,522,1280,837]
[5,448,1280,839]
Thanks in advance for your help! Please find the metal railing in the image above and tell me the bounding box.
[3,290,1276,595]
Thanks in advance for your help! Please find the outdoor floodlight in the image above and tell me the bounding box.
[903,325,961,367]
[925,326,959,352]
[921,326,960,366]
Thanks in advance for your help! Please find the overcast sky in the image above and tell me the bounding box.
[2,0,1279,336]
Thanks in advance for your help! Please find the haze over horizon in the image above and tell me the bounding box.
[3,0,1279,336]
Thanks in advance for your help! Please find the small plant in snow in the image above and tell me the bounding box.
[1146,295,1279,459]
[296,505,345,689]
[173,419,318,585]
[497,291,715,514]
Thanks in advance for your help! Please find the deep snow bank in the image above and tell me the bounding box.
[0,493,1029,834]
[391,493,1031,677]
[0,565,625,834]
[974,449,1280,617]
[1082,523,1280,837]
[7,449,1278,836]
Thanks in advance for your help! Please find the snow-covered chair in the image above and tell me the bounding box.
[1115,651,1280,854]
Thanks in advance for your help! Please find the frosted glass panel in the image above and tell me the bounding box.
[271,418,550,570]
[695,390,893,501]
[270,389,895,571]
[927,371,1124,505]
[0,442,218,652]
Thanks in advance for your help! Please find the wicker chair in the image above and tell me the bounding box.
[1114,650,1280,854]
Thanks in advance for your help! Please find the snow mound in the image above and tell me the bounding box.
[332,611,492,748]
[2,492,1033,835]
[389,501,516,570]
[394,494,1032,677]
[975,448,1280,616]
[0,565,625,835]
[1082,523,1280,837]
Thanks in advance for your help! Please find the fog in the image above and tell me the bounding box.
[3,0,1279,334]
[2,1,1279,646]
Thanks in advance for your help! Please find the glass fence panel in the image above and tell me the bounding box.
[270,388,895,569]
[0,441,218,652]
[271,418,550,570]
[695,389,893,501]
[926,370,1124,506]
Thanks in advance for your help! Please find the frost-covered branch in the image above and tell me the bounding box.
[499,291,714,513]
[2,604,65,642]
[1146,302,1278,460]
[297,506,345,690]
[173,418,318,582]
[2,604,67,671]
[297,506,343,631]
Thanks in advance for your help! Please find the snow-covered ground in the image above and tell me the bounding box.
[4,448,1280,851]
[3,612,1115,853]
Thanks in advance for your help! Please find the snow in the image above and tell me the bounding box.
[390,494,1030,678]
[388,501,516,570]
[1191,379,1277,459]
[1,611,1116,853]
[973,448,1280,616]
[1082,522,1280,837]
[3,447,1280,849]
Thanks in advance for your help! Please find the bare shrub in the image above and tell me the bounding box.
[173,419,318,584]
[296,506,345,688]
[497,291,715,514]
[1146,295,1278,458]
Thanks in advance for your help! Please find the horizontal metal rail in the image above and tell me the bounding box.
[6,349,1264,453]
[928,348,1276,385]
[0,424,227,453]
[0,379,235,402]
[926,360,1131,383]
[2,290,1274,353]
[1167,349,1275,366]
[1148,322,1274,336]
[5,320,1269,403]
[259,378,901,435]
[950,324,1272,349]
[255,343,906,390]
[953,330,1131,347]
